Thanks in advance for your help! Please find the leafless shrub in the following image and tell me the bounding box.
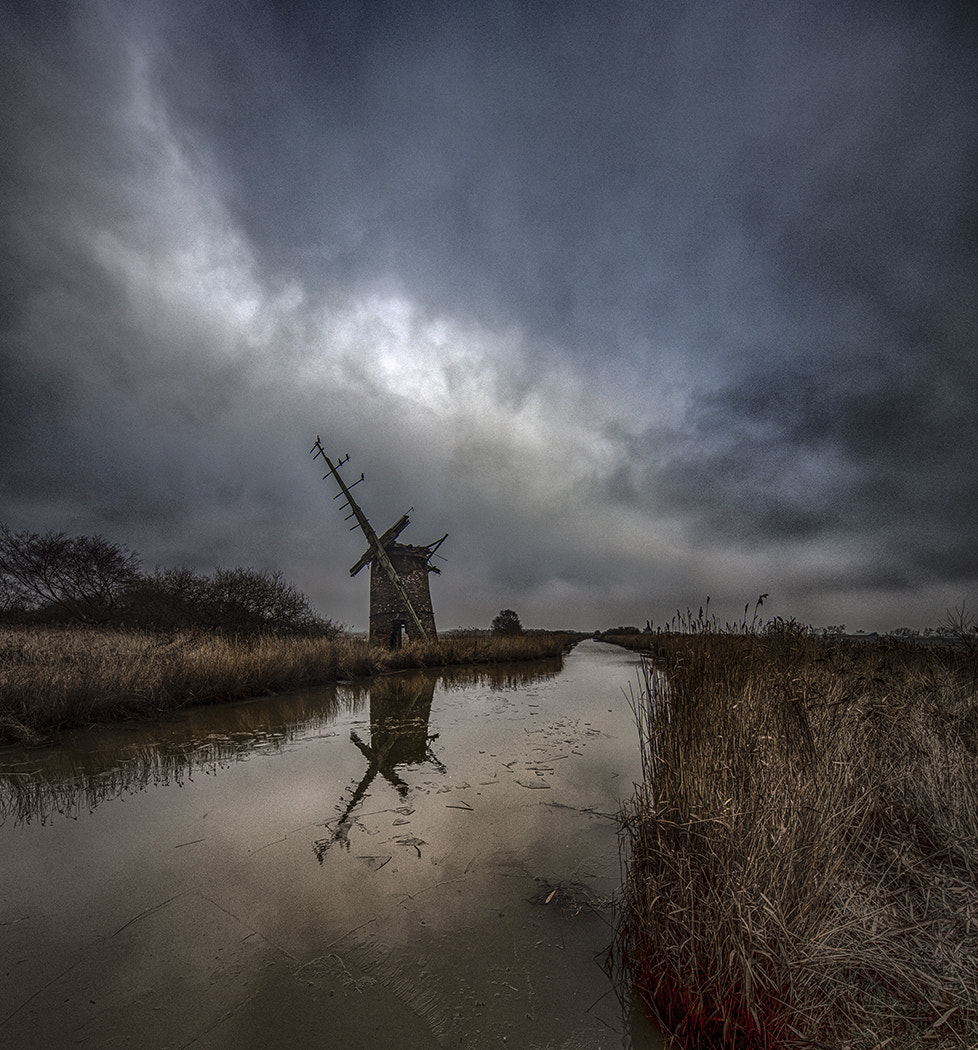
[126,565,341,637]
[940,602,978,655]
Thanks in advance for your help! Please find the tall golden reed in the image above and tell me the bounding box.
[0,626,578,742]
[615,625,978,1048]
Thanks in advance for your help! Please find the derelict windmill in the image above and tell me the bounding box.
[310,437,447,648]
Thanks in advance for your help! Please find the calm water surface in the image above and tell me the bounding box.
[0,639,662,1049]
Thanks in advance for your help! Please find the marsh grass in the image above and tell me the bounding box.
[615,625,978,1048]
[0,626,578,743]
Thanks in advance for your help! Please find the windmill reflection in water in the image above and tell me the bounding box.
[314,673,444,861]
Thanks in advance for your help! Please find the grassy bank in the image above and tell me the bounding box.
[0,626,580,744]
[614,626,978,1048]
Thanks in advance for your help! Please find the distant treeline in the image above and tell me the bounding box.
[0,524,339,637]
[596,597,978,651]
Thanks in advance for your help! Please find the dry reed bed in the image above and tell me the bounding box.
[0,626,577,743]
[615,628,978,1049]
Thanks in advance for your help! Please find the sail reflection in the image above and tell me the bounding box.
[313,657,564,861]
[314,671,442,860]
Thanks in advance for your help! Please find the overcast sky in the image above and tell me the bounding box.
[3,0,976,633]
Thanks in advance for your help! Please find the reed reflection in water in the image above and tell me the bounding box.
[0,658,562,829]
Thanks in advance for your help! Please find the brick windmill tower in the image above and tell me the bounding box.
[311,438,447,648]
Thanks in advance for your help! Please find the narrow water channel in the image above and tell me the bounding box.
[1,639,663,1049]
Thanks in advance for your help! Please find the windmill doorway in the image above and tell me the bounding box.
[389,619,407,649]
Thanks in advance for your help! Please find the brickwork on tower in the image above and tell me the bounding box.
[368,543,438,647]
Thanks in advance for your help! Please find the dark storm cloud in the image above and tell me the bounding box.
[616,341,978,574]
[2,0,976,631]
[163,0,975,356]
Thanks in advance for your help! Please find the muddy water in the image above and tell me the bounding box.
[0,640,662,1049]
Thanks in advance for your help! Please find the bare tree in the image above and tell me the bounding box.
[0,524,141,624]
[0,575,29,621]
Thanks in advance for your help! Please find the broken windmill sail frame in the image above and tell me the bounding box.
[310,437,447,643]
